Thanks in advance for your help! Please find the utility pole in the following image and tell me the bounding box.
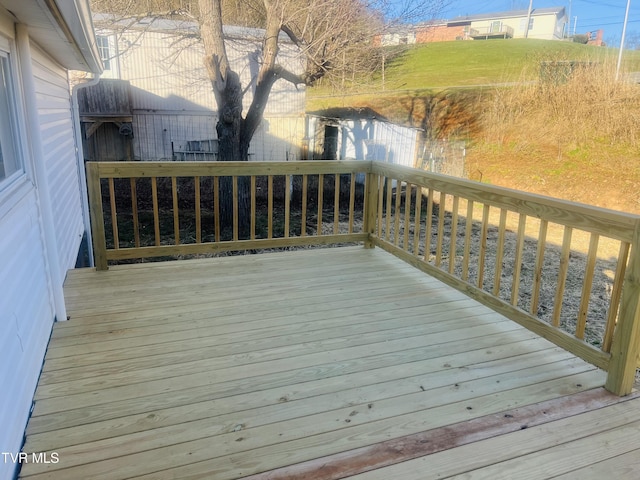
[566,0,572,37]
[616,0,632,81]
[524,0,533,38]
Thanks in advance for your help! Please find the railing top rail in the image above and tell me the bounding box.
[371,161,640,243]
[89,160,371,178]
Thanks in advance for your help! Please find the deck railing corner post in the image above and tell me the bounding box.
[86,162,109,271]
[605,219,640,395]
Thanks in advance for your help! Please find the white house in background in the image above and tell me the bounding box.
[89,16,306,162]
[448,7,568,41]
[0,1,101,478]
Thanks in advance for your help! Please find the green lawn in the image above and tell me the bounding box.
[309,39,640,101]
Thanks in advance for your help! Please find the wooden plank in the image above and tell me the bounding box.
[462,200,474,281]
[412,186,422,257]
[86,163,108,270]
[510,213,527,306]
[424,189,434,261]
[334,174,340,235]
[377,176,384,238]
[477,204,491,289]
[435,193,445,267]
[108,178,119,249]
[250,175,256,240]
[606,220,640,395]
[213,176,220,242]
[576,233,599,339]
[347,395,640,480]
[284,174,291,238]
[243,388,625,480]
[349,173,356,235]
[384,178,393,241]
[551,448,640,479]
[268,175,274,239]
[301,175,308,236]
[403,184,412,251]
[493,208,507,296]
[448,196,459,274]
[232,175,239,241]
[317,174,323,235]
[603,241,629,352]
[130,178,140,248]
[194,176,201,244]
[151,177,160,247]
[552,226,573,327]
[94,160,369,178]
[530,219,548,316]
[171,176,179,245]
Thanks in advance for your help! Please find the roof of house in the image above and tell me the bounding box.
[0,0,102,72]
[448,7,566,24]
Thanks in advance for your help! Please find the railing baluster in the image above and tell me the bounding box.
[462,200,474,281]
[552,226,573,327]
[493,208,508,296]
[195,176,201,244]
[317,174,323,235]
[213,176,220,243]
[151,176,160,246]
[108,178,119,249]
[232,176,238,241]
[86,163,107,270]
[385,178,393,241]
[424,189,434,261]
[250,176,256,240]
[448,196,459,274]
[301,174,308,237]
[171,176,180,245]
[377,176,384,238]
[511,213,527,306]
[130,178,140,248]
[435,193,446,267]
[576,233,600,339]
[284,174,291,238]
[349,173,356,234]
[403,183,412,251]
[393,181,402,245]
[413,186,422,256]
[603,241,630,352]
[530,219,548,316]
[477,204,490,289]
[268,175,274,239]
[334,174,340,235]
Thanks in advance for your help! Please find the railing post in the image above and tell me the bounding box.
[364,166,379,249]
[605,220,640,395]
[86,162,109,271]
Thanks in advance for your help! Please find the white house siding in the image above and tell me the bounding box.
[133,112,304,161]
[0,191,54,480]
[32,44,85,277]
[470,12,564,40]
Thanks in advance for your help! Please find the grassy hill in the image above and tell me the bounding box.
[307,39,640,214]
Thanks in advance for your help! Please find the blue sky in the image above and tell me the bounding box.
[438,1,640,45]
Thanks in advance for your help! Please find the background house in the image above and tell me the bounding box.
[380,6,568,44]
[88,17,306,162]
[449,7,568,40]
[0,1,101,478]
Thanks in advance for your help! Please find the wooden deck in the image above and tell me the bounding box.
[20,246,640,479]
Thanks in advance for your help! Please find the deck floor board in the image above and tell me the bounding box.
[19,246,639,479]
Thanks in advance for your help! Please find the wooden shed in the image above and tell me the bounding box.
[77,79,134,161]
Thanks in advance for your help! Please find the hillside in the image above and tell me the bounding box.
[308,40,640,215]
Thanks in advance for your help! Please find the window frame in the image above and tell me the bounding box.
[0,30,32,214]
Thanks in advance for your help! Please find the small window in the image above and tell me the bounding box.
[96,35,111,70]
[0,50,23,186]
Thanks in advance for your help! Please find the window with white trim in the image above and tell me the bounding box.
[0,42,24,188]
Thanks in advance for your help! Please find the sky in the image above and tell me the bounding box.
[438,0,640,46]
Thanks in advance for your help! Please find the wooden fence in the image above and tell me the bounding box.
[86,160,640,396]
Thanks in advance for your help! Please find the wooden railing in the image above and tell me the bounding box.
[86,160,640,396]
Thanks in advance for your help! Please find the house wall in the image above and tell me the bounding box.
[0,16,85,480]
[416,24,465,43]
[470,13,563,40]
